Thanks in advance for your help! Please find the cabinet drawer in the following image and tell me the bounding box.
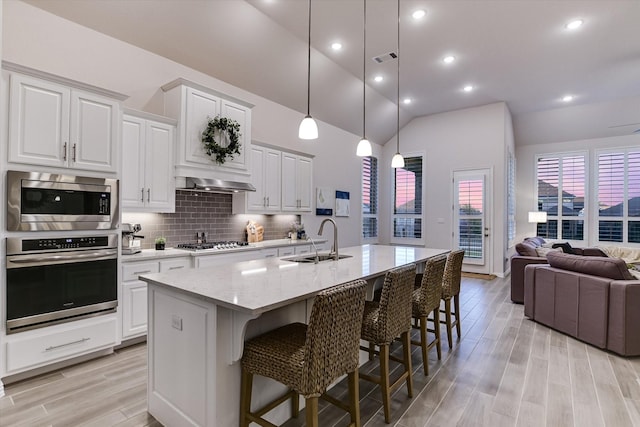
[295,245,311,255]
[160,257,191,273]
[6,316,117,373]
[122,261,160,281]
[277,247,295,257]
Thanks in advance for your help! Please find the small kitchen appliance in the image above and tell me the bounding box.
[122,223,144,254]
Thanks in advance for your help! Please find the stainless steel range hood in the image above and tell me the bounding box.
[178,177,256,193]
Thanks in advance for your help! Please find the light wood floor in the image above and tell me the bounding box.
[1,275,639,427]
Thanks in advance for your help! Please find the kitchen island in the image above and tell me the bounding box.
[139,244,449,427]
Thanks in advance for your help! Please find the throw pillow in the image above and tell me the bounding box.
[516,240,539,257]
[535,247,562,257]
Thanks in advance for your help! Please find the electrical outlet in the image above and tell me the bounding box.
[171,315,183,331]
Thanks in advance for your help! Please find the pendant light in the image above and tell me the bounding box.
[391,0,405,168]
[299,0,319,140]
[356,0,372,157]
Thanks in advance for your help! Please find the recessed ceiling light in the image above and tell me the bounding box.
[565,19,583,30]
[331,42,342,50]
[562,95,574,102]
[443,55,456,64]
[412,9,426,20]
[463,85,474,92]
[403,98,412,104]
[374,75,383,83]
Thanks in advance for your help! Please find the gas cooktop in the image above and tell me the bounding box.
[176,241,249,251]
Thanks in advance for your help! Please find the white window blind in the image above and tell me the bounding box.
[507,150,516,245]
[536,153,586,241]
[362,156,378,239]
[597,149,640,243]
[458,179,484,259]
[393,156,422,240]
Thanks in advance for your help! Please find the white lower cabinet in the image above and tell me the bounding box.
[295,245,311,255]
[121,257,191,339]
[5,315,118,374]
[277,246,294,257]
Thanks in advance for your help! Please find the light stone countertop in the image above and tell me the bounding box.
[139,244,449,315]
[121,238,327,262]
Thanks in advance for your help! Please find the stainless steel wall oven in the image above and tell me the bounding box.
[6,235,118,334]
[7,170,119,231]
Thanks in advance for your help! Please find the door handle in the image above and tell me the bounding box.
[63,142,67,161]
[72,143,77,162]
[141,188,145,203]
[147,188,151,203]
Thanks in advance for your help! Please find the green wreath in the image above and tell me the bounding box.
[201,115,242,164]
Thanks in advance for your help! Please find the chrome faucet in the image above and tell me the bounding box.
[307,236,320,264]
[318,218,338,261]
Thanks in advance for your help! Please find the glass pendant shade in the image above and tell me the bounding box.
[298,115,318,140]
[391,152,405,168]
[356,137,372,156]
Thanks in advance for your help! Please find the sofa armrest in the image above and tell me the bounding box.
[510,256,548,303]
[608,281,640,356]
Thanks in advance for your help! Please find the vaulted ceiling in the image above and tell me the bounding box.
[22,0,640,146]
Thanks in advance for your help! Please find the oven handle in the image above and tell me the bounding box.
[7,250,117,267]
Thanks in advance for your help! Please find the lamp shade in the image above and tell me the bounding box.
[356,138,372,156]
[528,211,547,223]
[391,152,405,168]
[298,115,318,139]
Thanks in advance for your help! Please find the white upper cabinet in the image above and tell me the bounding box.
[162,79,253,181]
[8,71,122,173]
[243,145,282,212]
[122,111,176,212]
[282,152,313,212]
[233,144,312,214]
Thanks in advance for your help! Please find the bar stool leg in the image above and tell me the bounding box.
[305,396,319,427]
[379,344,392,423]
[239,367,253,427]
[418,315,429,375]
[445,299,453,349]
[368,342,376,361]
[292,390,300,418]
[348,370,361,427]
[433,308,442,360]
[401,331,413,398]
[454,294,461,338]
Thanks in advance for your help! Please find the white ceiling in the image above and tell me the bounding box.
[22,0,640,146]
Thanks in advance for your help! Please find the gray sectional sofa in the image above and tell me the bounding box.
[510,237,605,303]
[524,251,640,356]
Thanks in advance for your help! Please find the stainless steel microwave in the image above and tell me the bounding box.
[7,170,119,231]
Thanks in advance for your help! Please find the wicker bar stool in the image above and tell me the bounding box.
[240,279,367,427]
[411,254,447,375]
[359,264,416,424]
[441,249,465,349]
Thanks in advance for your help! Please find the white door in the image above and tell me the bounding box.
[296,156,313,211]
[145,120,175,211]
[247,146,266,210]
[122,115,146,208]
[264,148,282,211]
[453,169,492,273]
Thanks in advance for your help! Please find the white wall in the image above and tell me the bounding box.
[515,133,640,246]
[380,102,511,276]
[2,0,368,247]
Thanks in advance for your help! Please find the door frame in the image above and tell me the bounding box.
[452,168,493,275]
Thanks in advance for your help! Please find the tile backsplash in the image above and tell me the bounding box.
[122,191,300,249]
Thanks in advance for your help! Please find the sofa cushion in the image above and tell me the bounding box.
[535,246,562,257]
[516,240,539,257]
[551,242,575,254]
[546,251,634,281]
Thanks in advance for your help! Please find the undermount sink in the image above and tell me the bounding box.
[285,253,353,263]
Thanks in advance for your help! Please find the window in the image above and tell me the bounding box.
[393,155,423,240]
[362,156,378,239]
[536,153,586,241]
[507,150,516,246]
[596,149,640,244]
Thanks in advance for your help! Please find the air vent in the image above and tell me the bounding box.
[372,52,398,64]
